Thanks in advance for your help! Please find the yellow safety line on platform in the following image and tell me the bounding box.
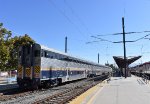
[69,80,107,104]
[87,82,106,104]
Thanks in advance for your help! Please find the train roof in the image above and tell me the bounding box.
[40,44,109,68]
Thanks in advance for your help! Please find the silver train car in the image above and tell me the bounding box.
[130,62,150,75]
[17,43,112,89]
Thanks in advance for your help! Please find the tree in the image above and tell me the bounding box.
[0,23,35,71]
[8,34,35,70]
[105,63,118,71]
[0,23,12,71]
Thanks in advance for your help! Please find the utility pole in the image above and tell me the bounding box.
[98,53,99,63]
[65,36,67,53]
[88,17,150,78]
[122,17,127,78]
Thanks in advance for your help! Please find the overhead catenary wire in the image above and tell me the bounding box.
[90,36,113,43]
[95,31,150,37]
[113,34,150,43]
[87,33,150,44]
[47,0,87,37]
[63,0,93,36]
[86,40,102,44]
[134,34,150,42]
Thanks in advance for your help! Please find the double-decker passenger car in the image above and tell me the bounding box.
[130,62,150,77]
[17,43,112,89]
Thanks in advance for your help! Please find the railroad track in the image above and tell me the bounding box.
[34,83,94,104]
[0,88,34,101]
[0,75,108,104]
[33,75,107,104]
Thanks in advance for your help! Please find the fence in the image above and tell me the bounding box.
[142,73,149,84]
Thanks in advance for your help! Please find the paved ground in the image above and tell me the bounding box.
[0,83,18,92]
[0,76,16,83]
[89,76,150,104]
[0,77,17,91]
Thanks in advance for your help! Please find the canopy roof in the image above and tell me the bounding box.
[113,56,141,68]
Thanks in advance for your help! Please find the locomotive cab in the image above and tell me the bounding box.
[17,44,41,89]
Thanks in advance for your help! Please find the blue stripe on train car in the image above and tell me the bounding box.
[41,70,85,79]
[41,70,67,79]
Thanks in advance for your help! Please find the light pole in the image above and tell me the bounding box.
[98,53,99,63]
[65,36,67,53]
[122,17,127,78]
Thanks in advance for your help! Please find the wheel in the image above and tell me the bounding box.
[18,84,25,90]
[57,78,62,85]
[45,82,51,88]
[32,84,39,90]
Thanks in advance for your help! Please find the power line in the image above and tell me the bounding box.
[63,0,93,35]
[113,34,150,43]
[144,38,150,40]
[95,31,150,37]
[87,33,150,44]
[90,36,113,43]
[86,40,103,44]
[47,0,85,36]
[134,34,150,42]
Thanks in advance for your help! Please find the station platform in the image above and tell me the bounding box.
[70,76,150,104]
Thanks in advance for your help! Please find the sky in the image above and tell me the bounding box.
[1,0,150,66]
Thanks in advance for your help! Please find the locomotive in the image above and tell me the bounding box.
[17,43,112,89]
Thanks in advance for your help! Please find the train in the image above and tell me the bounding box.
[17,43,112,89]
[130,62,150,78]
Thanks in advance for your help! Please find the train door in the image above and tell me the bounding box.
[17,46,24,79]
[24,45,32,79]
[49,66,52,79]
[33,44,41,79]
[65,68,69,81]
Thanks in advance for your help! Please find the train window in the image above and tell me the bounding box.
[41,50,43,57]
[54,53,58,59]
[59,55,65,60]
[56,54,60,59]
[34,50,40,57]
[44,51,47,57]
[49,52,54,58]
[54,54,57,59]
[58,54,61,59]
[47,52,50,58]
[55,54,60,59]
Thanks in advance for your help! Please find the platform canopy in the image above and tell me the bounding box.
[113,56,141,68]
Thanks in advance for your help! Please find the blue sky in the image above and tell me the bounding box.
[1,0,150,66]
